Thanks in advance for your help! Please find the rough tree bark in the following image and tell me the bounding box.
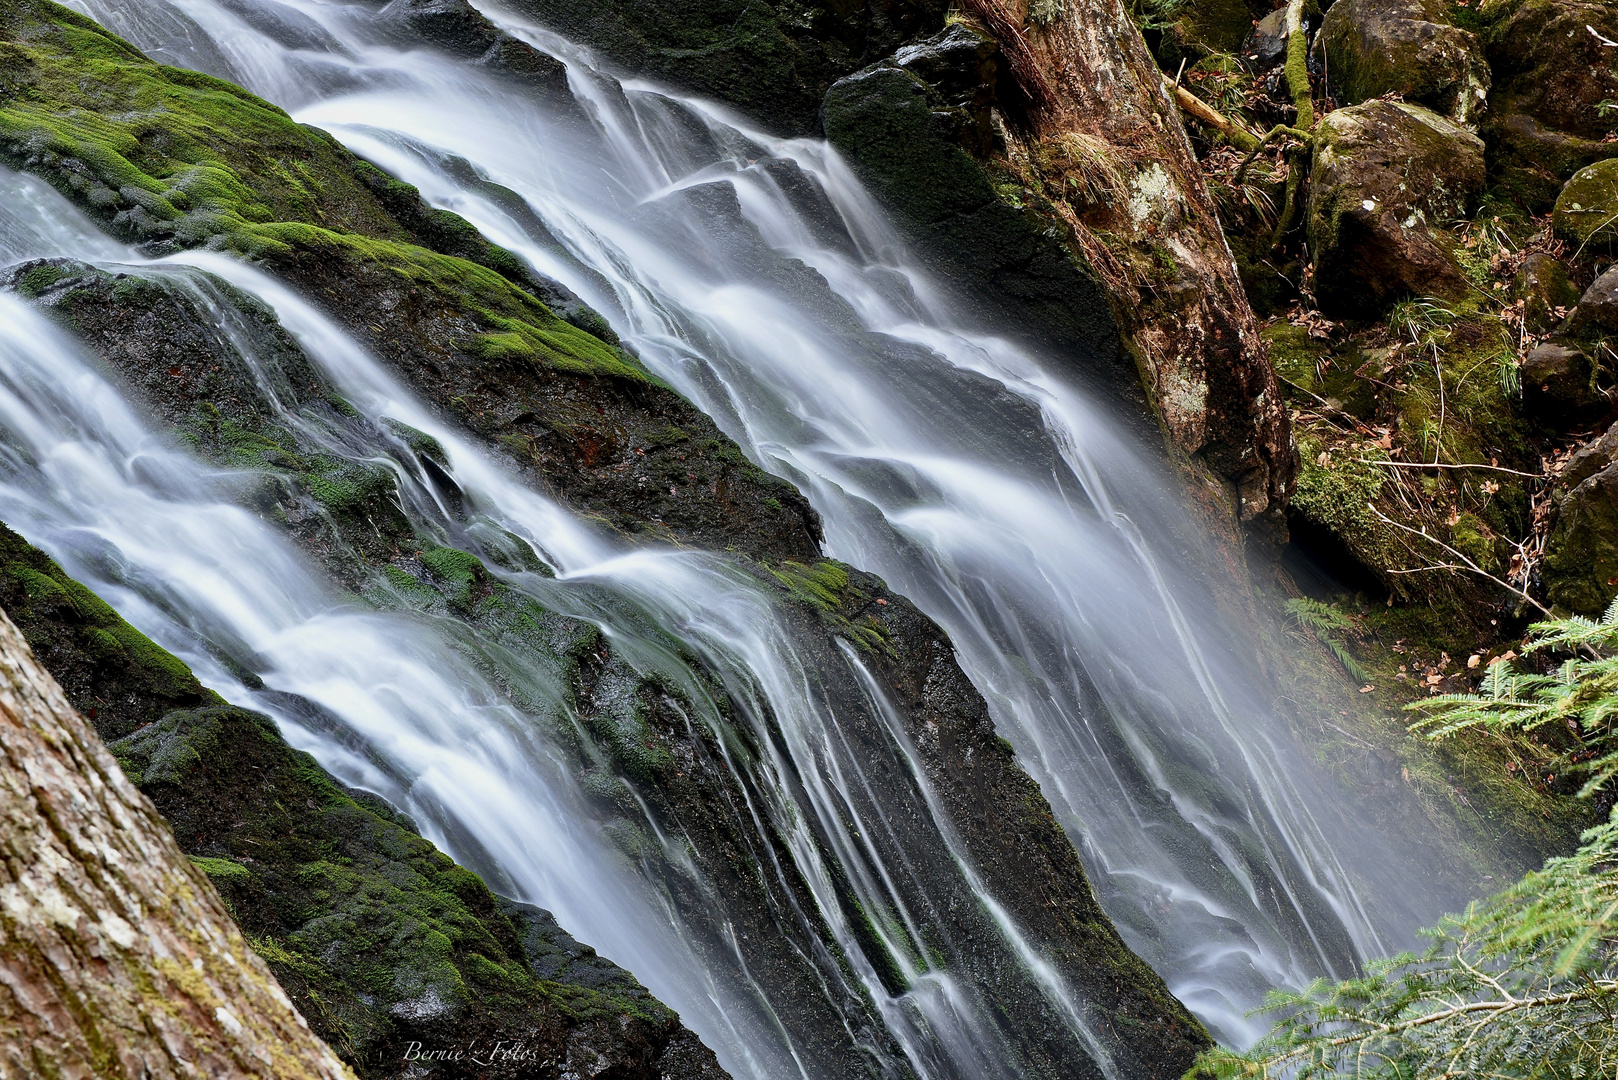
[0,605,354,1080]
[975,0,1296,532]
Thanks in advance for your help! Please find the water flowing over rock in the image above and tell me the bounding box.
[0,0,1482,1072]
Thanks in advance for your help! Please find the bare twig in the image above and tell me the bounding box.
[1367,502,1554,617]
[1357,460,1544,479]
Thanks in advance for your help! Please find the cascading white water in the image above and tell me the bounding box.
[31,0,1455,1056]
[1,167,1130,1080]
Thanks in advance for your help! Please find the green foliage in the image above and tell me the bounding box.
[1192,817,1618,1079]
[1386,297,1458,345]
[768,560,894,654]
[1285,598,1371,683]
[1409,600,1618,798]
[1192,604,1618,1079]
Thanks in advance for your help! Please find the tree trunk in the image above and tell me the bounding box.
[977,0,1296,531]
[0,605,353,1079]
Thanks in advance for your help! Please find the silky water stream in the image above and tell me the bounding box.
[16,0,1460,1068]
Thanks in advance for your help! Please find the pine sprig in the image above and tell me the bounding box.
[1192,603,1618,1079]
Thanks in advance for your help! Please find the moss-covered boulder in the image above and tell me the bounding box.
[110,705,725,1079]
[0,522,218,739]
[1512,250,1581,331]
[1161,0,1270,62]
[1317,0,1489,122]
[1552,157,1618,249]
[1307,100,1485,313]
[1544,422,1618,613]
[1520,342,1600,419]
[1478,0,1618,209]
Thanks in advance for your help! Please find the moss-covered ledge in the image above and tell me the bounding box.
[0,0,637,381]
[0,520,726,1080]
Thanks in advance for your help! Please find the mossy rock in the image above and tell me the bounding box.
[1167,0,1267,58]
[0,0,634,381]
[1307,100,1485,313]
[110,705,715,1076]
[1552,157,1618,249]
[1544,456,1618,614]
[1477,0,1618,209]
[0,520,215,740]
[1317,0,1489,123]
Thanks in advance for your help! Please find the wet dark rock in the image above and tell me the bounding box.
[1246,8,1290,70]
[1567,264,1618,334]
[820,56,1131,397]
[376,0,570,92]
[1545,421,1618,613]
[1479,0,1618,209]
[1552,157,1618,250]
[1520,343,1596,417]
[1512,251,1581,331]
[1317,0,1489,122]
[1307,100,1486,312]
[499,0,951,135]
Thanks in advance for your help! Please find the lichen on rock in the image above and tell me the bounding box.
[1306,100,1485,312]
[1317,0,1490,123]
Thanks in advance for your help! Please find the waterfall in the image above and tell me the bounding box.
[17,0,1455,1065]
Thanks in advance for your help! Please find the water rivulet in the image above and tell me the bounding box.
[6,0,1462,1069]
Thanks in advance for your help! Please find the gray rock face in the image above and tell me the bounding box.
[1318,0,1489,122]
[1545,421,1618,613]
[1307,100,1486,312]
[1568,265,1618,333]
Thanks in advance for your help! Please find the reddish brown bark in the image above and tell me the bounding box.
[0,606,353,1079]
[975,0,1295,528]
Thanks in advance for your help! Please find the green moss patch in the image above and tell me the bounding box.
[0,520,215,739]
[0,0,637,381]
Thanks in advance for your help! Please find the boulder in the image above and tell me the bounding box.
[1317,0,1490,123]
[1513,251,1582,330]
[1246,7,1289,70]
[1307,100,1486,312]
[1567,264,1618,333]
[1545,421,1618,613]
[1479,0,1618,208]
[1520,342,1596,417]
[1165,0,1269,61]
[1553,158,1618,250]
[377,0,570,90]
